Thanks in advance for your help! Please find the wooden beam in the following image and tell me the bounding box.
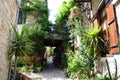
[74,0,91,2]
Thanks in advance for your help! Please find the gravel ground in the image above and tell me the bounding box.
[37,57,71,80]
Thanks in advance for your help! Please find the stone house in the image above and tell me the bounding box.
[74,0,120,54]
[0,0,19,79]
[91,0,120,77]
[92,0,120,55]
[74,0,120,78]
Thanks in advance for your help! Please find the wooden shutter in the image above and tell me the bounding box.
[106,3,119,54]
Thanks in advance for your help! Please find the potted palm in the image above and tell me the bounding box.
[8,25,33,80]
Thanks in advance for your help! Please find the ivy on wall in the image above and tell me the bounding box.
[55,0,75,24]
[21,0,49,27]
[20,0,50,56]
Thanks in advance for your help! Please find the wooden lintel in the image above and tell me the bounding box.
[74,0,91,2]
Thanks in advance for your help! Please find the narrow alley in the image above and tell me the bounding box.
[37,56,71,80]
[0,0,120,80]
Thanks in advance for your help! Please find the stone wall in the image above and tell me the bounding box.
[0,0,18,80]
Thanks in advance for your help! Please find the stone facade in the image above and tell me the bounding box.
[0,0,18,80]
[91,0,120,77]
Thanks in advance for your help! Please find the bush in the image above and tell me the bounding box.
[33,67,42,72]
[66,50,92,79]
[33,63,42,72]
[17,56,32,67]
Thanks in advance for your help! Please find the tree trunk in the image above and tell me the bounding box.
[13,54,17,80]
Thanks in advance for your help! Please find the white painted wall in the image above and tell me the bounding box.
[100,55,120,79]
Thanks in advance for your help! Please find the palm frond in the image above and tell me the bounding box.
[84,25,104,58]
[8,25,34,59]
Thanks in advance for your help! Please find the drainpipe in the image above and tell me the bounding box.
[16,0,21,27]
[7,59,12,80]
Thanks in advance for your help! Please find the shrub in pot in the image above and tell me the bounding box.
[33,63,42,72]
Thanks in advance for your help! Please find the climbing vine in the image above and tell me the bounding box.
[56,0,75,24]
[21,0,49,27]
[20,0,50,56]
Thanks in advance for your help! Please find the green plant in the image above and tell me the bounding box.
[64,19,94,79]
[8,25,33,80]
[80,25,104,77]
[33,62,42,72]
[105,59,119,80]
[56,0,75,24]
[21,0,49,27]
[20,65,33,74]
[54,25,70,40]
[65,50,91,79]
[84,25,104,58]
[28,24,47,57]
[68,20,85,45]
[17,56,32,67]
[50,47,55,56]
[95,73,109,80]
[95,59,120,80]
[33,67,42,72]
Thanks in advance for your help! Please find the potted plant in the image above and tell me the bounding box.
[33,63,42,73]
[20,65,33,75]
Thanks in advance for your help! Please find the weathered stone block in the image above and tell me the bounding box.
[0,0,18,79]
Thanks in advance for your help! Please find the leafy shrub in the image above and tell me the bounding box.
[66,50,92,79]
[33,62,42,72]
[28,24,47,57]
[95,73,109,80]
[33,67,42,72]
[20,65,33,73]
[84,25,104,58]
[17,56,32,67]
[21,0,49,27]
[56,0,75,23]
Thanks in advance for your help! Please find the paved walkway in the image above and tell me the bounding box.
[37,56,71,80]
